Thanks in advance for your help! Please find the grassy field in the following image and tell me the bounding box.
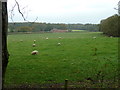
[71,30,86,32]
[4,31,119,88]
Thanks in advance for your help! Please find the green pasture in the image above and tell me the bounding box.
[4,31,119,88]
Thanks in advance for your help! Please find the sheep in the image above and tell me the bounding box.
[32,44,36,47]
[20,40,23,42]
[46,37,49,40]
[93,37,96,39]
[59,37,62,39]
[31,50,38,55]
[34,40,36,43]
[58,43,61,46]
[110,36,113,38]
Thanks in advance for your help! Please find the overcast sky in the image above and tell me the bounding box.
[8,0,119,24]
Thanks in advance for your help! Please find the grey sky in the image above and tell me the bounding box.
[8,0,119,24]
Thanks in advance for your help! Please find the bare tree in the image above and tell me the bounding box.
[10,0,38,23]
[9,0,38,33]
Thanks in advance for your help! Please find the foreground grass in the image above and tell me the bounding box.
[5,32,119,88]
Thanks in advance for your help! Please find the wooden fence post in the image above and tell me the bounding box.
[64,79,68,90]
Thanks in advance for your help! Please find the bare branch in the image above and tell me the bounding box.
[15,0,28,21]
[31,17,38,24]
[9,3,16,23]
[9,0,38,25]
[114,8,118,10]
[22,6,27,10]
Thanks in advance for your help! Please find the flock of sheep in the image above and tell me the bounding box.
[30,37,62,55]
[20,36,98,55]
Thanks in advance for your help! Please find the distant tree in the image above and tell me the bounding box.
[16,26,32,32]
[100,14,119,37]
[66,24,99,32]
[39,23,47,31]
[45,23,53,31]
[8,23,16,32]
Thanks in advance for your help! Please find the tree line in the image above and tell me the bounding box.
[100,14,120,37]
[8,22,99,32]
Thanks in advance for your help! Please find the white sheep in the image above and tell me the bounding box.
[20,40,23,42]
[58,43,61,45]
[32,44,36,47]
[31,50,38,55]
[34,40,36,43]
[93,37,96,39]
[59,37,62,39]
[46,37,49,40]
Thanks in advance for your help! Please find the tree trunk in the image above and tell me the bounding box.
[0,1,2,90]
[2,2,9,89]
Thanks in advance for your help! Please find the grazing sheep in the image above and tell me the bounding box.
[46,37,48,40]
[59,37,62,39]
[31,50,38,55]
[58,43,61,45]
[110,36,113,38]
[93,37,96,39]
[34,40,36,43]
[32,44,36,47]
[20,40,23,42]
